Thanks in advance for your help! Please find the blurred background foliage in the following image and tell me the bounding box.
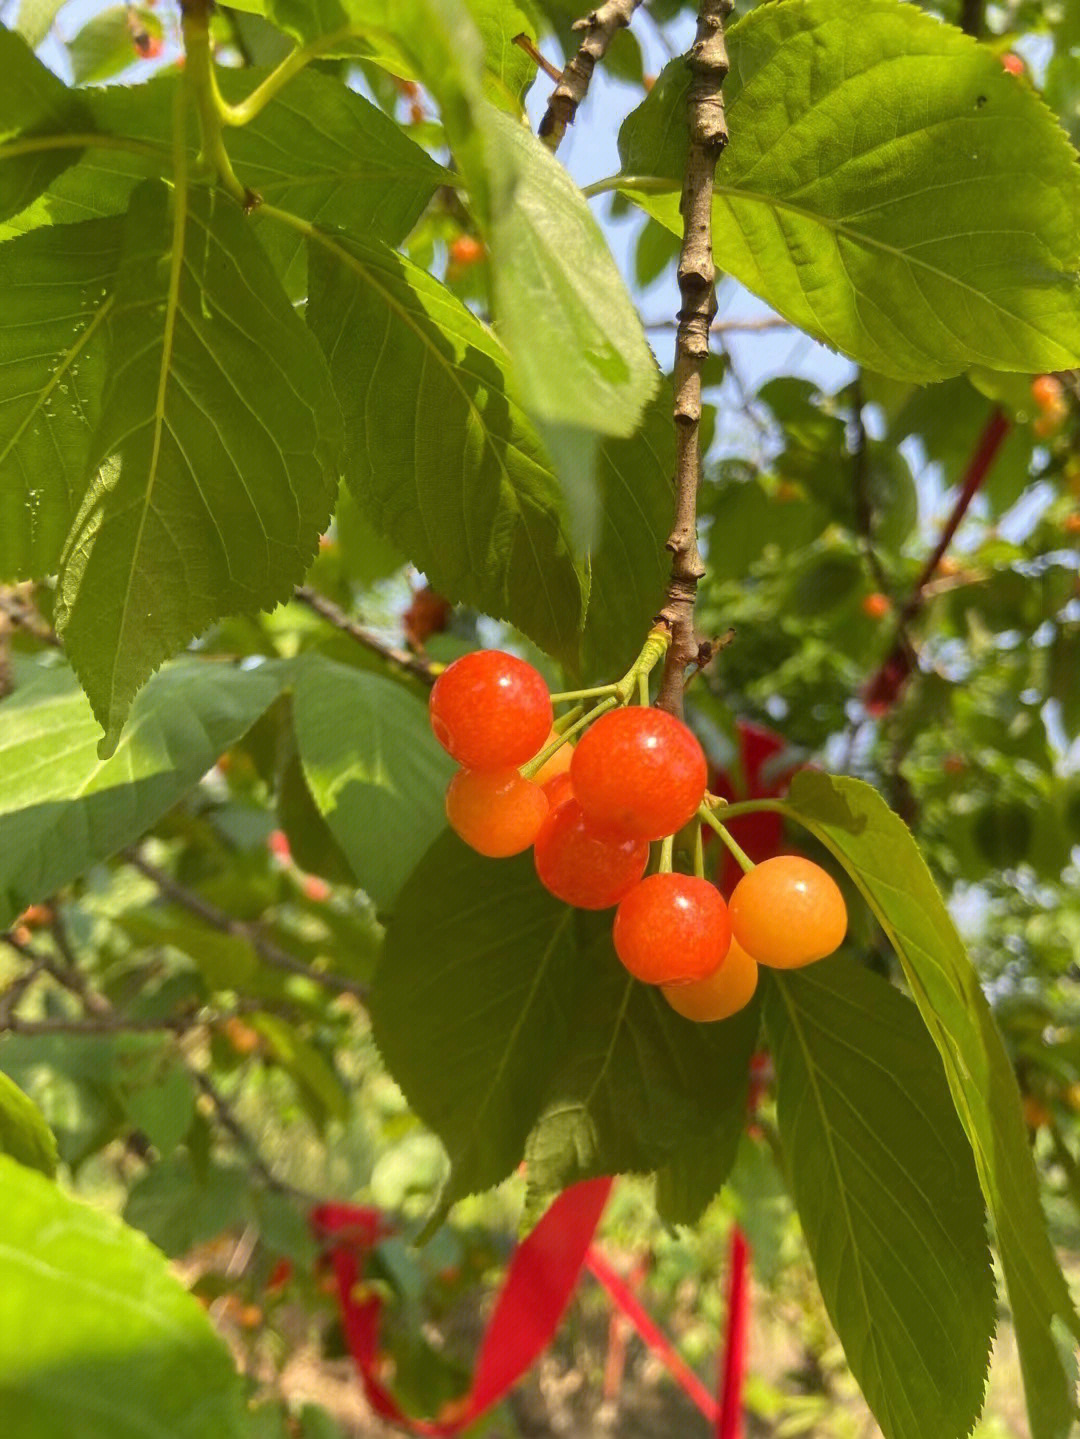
[1,0,1079,1433]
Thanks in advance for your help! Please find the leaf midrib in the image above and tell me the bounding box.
[774,974,901,1437]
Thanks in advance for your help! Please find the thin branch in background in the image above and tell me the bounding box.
[124,849,369,1002]
[191,1069,320,1205]
[656,0,735,716]
[848,378,894,597]
[538,0,644,152]
[293,585,437,685]
[0,947,49,1027]
[512,32,562,84]
[861,407,1010,711]
[0,586,62,648]
[959,0,984,38]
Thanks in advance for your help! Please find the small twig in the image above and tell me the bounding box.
[0,588,61,647]
[849,378,894,597]
[191,1070,319,1205]
[656,1,735,717]
[0,950,49,1027]
[861,407,1010,712]
[2,1013,195,1035]
[512,32,562,84]
[538,0,644,152]
[124,850,369,1002]
[294,585,436,685]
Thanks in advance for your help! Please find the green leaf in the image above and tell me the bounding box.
[304,228,587,664]
[6,67,444,259]
[779,771,1080,1439]
[583,396,674,678]
[373,835,580,1201]
[14,0,67,47]
[0,217,120,581]
[55,181,342,754]
[0,1070,58,1176]
[476,102,659,472]
[374,837,760,1209]
[764,958,994,1439]
[0,26,92,224]
[0,1153,246,1438]
[525,926,760,1222]
[251,1013,348,1124]
[334,488,403,588]
[124,1152,248,1256]
[465,0,540,113]
[291,655,455,910]
[124,1066,195,1160]
[618,0,1080,382]
[68,8,161,86]
[0,658,281,929]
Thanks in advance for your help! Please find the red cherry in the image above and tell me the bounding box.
[302,875,331,902]
[571,707,707,841]
[449,235,485,267]
[534,800,648,910]
[542,772,574,809]
[1031,374,1065,411]
[613,874,731,984]
[1000,52,1024,77]
[267,829,291,862]
[429,650,552,770]
[861,592,892,620]
[446,768,549,857]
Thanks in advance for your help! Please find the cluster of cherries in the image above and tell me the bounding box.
[429,650,847,1022]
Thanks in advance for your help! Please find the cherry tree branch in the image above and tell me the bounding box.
[124,850,370,1002]
[861,406,1010,712]
[293,585,436,684]
[538,0,644,152]
[656,0,734,716]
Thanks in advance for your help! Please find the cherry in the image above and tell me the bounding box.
[531,727,574,786]
[1032,374,1064,411]
[571,707,707,842]
[613,873,731,984]
[541,772,574,809]
[446,768,548,858]
[861,591,891,620]
[1000,52,1024,77]
[662,936,758,1022]
[430,650,552,770]
[449,235,485,267]
[534,800,648,909]
[729,856,847,969]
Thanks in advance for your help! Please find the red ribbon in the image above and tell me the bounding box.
[312,1179,753,1436]
[311,1177,612,1435]
[718,1226,751,1439]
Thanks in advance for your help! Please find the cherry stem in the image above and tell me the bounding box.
[637,670,650,706]
[549,684,618,703]
[522,629,670,778]
[553,704,584,734]
[698,804,754,873]
[693,825,705,879]
[520,696,618,778]
[659,835,674,873]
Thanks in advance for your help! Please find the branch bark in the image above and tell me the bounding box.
[124,850,369,1002]
[539,0,644,152]
[656,0,734,716]
[294,585,436,685]
[959,0,984,38]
